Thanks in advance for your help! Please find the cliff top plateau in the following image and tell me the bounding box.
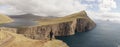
[37,10,94,26]
[0,31,69,47]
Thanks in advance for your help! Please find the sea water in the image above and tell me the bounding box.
[56,20,120,47]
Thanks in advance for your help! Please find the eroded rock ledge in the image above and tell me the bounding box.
[16,11,96,40]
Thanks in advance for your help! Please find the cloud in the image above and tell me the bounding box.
[0,0,120,23]
[0,5,25,15]
[87,11,120,23]
[0,0,90,17]
[85,0,96,2]
[98,0,117,12]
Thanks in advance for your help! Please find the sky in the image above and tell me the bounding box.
[0,0,120,22]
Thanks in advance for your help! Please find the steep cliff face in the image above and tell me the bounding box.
[17,20,76,39]
[74,11,96,32]
[75,18,87,32]
[51,21,76,36]
[16,11,96,40]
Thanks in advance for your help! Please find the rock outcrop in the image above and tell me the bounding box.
[15,11,96,40]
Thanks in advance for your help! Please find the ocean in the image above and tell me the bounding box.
[56,20,120,47]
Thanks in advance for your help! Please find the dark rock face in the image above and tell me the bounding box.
[17,20,76,39]
[75,18,87,32]
[51,21,76,36]
[75,16,96,32]
[15,11,96,40]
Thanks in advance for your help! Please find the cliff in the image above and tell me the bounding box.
[16,11,96,40]
[0,31,69,47]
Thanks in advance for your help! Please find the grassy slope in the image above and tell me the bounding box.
[0,31,68,47]
[0,31,9,41]
[37,11,92,26]
[0,14,13,24]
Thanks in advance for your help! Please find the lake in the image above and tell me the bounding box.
[0,18,38,28]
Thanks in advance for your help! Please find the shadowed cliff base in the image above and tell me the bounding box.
[15,10,96,40]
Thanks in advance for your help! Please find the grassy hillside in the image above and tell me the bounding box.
[0,14,13,24]
[0,31,68,47]
[36,11,91,25]
[0,31,9,41]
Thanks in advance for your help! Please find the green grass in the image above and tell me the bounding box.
[0,14,13,24]
[36,11,89,25]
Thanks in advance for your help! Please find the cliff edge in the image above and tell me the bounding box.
[0,31,69,47]
[16,11,96,40]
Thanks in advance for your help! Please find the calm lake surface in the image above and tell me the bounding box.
[0,18,38,27]
[56,20,120,47]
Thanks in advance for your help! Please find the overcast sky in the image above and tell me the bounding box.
[0,0,120,22]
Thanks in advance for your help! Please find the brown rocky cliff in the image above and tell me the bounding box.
[15,11,96,40]
[17,20,76,39]
[75,11,96,32]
